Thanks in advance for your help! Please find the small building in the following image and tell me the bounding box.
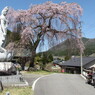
[59,57,95,74]
[6,42,32,70]
[13,48,32,70]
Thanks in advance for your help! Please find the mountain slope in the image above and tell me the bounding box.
[48,37,95,56]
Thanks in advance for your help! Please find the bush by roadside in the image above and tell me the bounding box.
[45,63,61,72]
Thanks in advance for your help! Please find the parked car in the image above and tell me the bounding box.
[92,72,95,87]
[86,72,92,84]
[86,71,95,88]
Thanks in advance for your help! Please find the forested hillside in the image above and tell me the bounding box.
[48,37,95,56]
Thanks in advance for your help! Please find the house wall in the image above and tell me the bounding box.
[62,66,80,74]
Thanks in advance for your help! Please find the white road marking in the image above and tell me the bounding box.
[32,73,56,91]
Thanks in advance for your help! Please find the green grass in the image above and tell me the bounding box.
[21,70,55,75]
[0,86,33,95]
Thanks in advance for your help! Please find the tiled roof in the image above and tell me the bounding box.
[60,57,95,67]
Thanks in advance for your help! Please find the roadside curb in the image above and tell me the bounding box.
[32,73,56,91]
[80,74,86,80]
[12,79,29,87]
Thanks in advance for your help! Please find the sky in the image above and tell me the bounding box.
[0,0,95,39]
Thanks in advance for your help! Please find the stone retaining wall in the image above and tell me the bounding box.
[0,75,26,86]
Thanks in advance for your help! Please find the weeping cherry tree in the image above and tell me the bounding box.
[7,1,85,68]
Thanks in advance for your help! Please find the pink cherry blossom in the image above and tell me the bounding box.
[7,1,84,67]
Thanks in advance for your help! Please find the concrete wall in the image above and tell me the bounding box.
[0,75,24,86]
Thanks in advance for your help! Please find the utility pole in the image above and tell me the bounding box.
[79,22,83,75]
[80,52,83,75]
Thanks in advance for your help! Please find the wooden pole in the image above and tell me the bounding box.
[0,80,3,92]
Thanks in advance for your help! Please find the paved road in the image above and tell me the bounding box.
[34,74,95,95]
[22,74,43,86]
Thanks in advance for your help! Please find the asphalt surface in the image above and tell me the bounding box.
[34,74,95,95]
[22,74,43,86]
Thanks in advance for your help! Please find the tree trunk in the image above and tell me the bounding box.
[20,58,26,70]
[21,63,25,70]
[29,50,36,68]
[28,38,40,70]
